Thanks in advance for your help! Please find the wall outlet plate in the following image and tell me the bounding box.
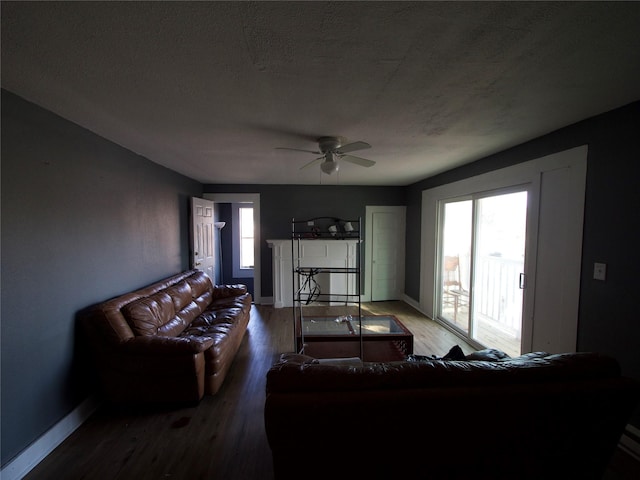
[593,262,606,281]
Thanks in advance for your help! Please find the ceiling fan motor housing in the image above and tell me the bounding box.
[317,136,345,153]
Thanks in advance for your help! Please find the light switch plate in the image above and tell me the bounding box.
[593,262,606,281]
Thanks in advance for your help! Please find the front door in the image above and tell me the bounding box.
[191,197,215,282]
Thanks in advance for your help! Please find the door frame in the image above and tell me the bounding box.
[204,193,261,304]
[436,185,535,354]
[421,146,587,354]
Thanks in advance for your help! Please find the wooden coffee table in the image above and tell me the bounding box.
[296,315,413,361]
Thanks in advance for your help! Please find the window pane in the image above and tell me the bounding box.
[239,207,253,269]
[240,239,254,268]
[440,200,472,332]
[438,190,527,358]
[472,191,526,357]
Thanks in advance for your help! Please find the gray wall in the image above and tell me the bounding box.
[405,101,640,428]
[1,90,202,466]
[202,184,406,297]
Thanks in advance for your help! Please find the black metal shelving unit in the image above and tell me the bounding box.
[291,216,363,357]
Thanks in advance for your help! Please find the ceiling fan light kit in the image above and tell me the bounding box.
[320,152,339,174]
[277,136,376,176]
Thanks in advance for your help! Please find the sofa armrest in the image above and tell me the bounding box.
[212,284,248,299]
[120,335,214,355]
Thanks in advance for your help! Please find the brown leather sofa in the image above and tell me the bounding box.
[82,269,251,404]
[264,351,640,480]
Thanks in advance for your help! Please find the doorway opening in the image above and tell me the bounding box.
[204,193,261,303]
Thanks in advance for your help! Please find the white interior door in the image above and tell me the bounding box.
[191,197,215,282]
[367,206,406,301]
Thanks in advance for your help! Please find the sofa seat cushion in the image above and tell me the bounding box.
[208,292,252,311]
[180,307,246,344]
[211,284,249,299]
[186,305,251,381]
[188,307,244,327]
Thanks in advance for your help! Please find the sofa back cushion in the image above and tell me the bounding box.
[121,272,215,337]
[122,291,181,336]
[187,273,214,310]
[166,280,193,311]
[84,270,218,347]
[266,352,622,393]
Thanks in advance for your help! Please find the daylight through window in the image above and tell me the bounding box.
[239,207,254,269]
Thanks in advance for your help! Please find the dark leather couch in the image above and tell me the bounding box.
[264,351,640,479]
[82,269,251,404]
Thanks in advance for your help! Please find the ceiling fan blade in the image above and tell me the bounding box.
[341,155,376,167]
[300,157,323,170]
[336,141,371,154]
[276,147,321,154]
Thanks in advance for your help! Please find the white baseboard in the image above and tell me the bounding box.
[401,294,428,317]
[1,395,100,480]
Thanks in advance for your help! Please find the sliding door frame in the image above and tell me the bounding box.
[435,184,535,353]
[421,146,587,354]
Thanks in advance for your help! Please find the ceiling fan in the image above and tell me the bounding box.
[276,136,376,175]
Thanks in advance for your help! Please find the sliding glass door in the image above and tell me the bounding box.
[438,189,528,356]
[440,199,472,332]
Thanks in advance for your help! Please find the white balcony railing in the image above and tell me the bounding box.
[443,254,523,346]
[473,255,523,336]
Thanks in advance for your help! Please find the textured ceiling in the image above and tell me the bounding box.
[2,1,640,185]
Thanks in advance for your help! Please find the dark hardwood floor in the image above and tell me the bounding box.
[23,302,639,480]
